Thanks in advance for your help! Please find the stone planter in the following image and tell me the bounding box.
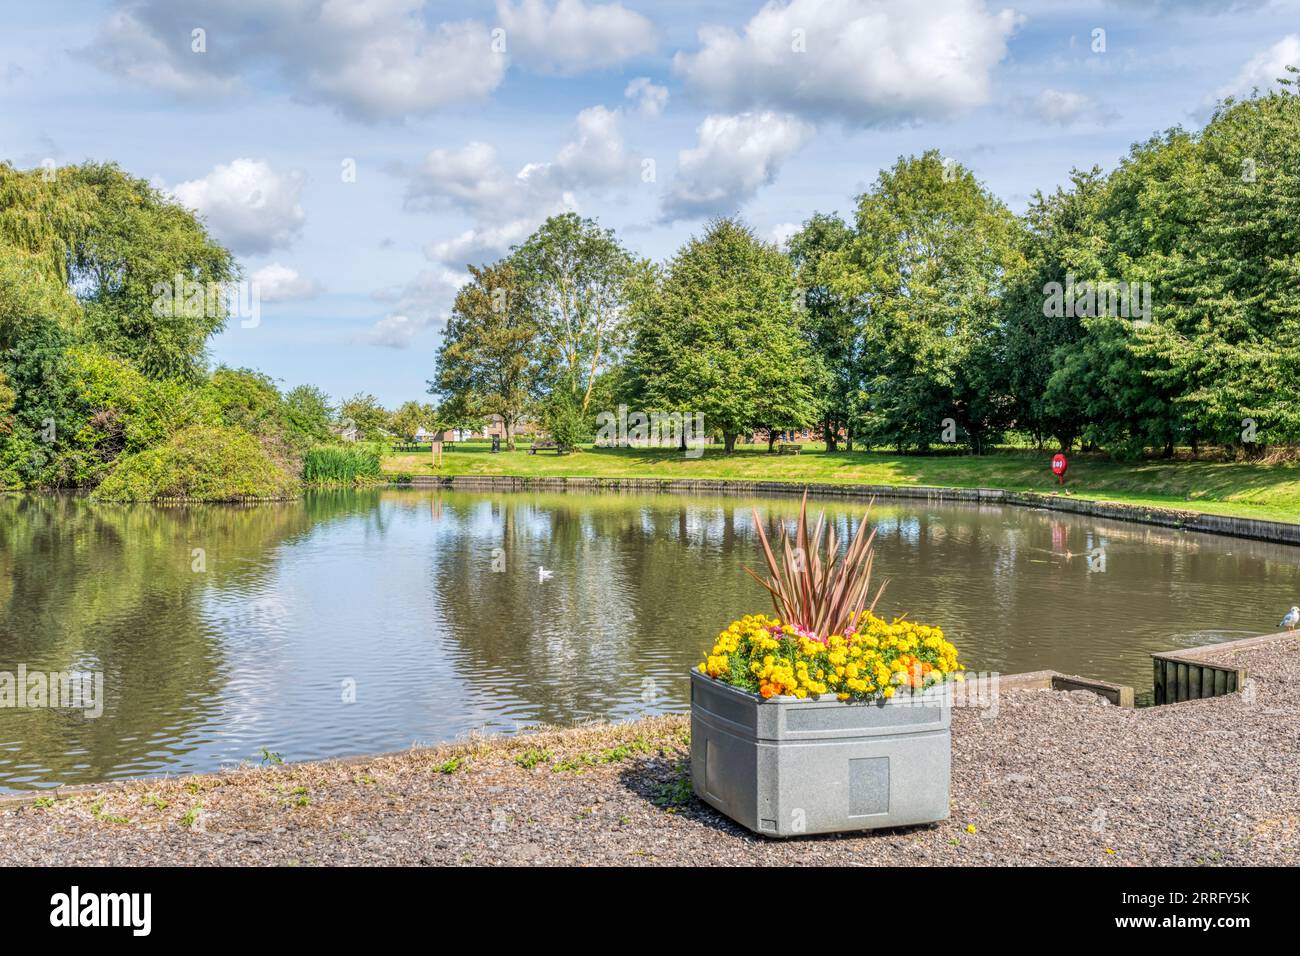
[690,669,951,837]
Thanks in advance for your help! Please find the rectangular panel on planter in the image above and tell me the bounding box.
[690,669,951,837]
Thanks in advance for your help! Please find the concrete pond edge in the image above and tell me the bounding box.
[399,474,1300,546]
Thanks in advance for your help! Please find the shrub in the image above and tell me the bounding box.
[746,490,883,637]
[300,445,382,485]
[92,424,299,501]
[541,390,588,453]
[67,345,215,454]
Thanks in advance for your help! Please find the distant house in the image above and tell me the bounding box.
[746,427,823,444]
[413,426,475,442]
[482,415,537,439]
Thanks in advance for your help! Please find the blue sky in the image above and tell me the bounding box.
[1,0,1296,406]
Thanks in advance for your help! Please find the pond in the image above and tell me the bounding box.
[1,487,1296,790]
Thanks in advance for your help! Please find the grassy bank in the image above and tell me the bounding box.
[381,442,1300,523]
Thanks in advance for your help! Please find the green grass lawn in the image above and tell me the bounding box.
[382,442,1300,523]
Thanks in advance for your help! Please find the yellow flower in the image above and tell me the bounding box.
[697,613,959,704]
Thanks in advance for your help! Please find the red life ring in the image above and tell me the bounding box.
[1051,453,1068,484]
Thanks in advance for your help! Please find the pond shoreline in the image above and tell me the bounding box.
[3,635,1296,866]
[401,475,1300,546]
[9,474,1296,543]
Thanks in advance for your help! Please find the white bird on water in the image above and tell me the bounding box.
[1281,606,1300,631]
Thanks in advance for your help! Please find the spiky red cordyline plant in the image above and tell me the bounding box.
[745,490,886,639]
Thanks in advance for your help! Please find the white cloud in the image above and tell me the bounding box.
[662,111,813,222]
[172,159,306,255]
[407,142,522,216]
[365,312,435,348]
[365,266,465,348]
[1024,88,1114,126]
[305,16,506,121]
[770,222,800,247]
[1211,34,1300,104]
[385,100,637,346]
[552,105,636,188]
[625,76,668,116]
[495,0,657,73]
[88,1,507,122]
[425,218,552,269]
[90,9,240,97]
[673,0,1021,126]
[251,263,323,302]
[406,105,631,266]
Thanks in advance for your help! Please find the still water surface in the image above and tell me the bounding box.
[1,488,1296,790]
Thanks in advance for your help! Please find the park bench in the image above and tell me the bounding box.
[529,440,560,454]
[778,443,802,455]
[392,442,454,453]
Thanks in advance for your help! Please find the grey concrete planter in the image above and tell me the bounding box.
[690,669,951,837]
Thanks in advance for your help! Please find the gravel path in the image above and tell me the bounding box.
[2,639,1297,866]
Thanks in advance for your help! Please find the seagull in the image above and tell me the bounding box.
[1282,607,1299,631]
[538,566,553,583]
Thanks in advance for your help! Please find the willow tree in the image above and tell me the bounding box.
[0,162,89,350]
[0,161,236,379]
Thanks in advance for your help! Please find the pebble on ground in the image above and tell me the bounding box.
[2,638,1297,866]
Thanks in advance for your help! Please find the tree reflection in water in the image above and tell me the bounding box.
[1,488,1292,790]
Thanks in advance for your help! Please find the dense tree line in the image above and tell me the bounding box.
[4,78,1297,501]
[435,77,1300,459]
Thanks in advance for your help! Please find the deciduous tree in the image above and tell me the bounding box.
[511,213,638,414]
[625,218,817,454]
[430,261,537,450]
